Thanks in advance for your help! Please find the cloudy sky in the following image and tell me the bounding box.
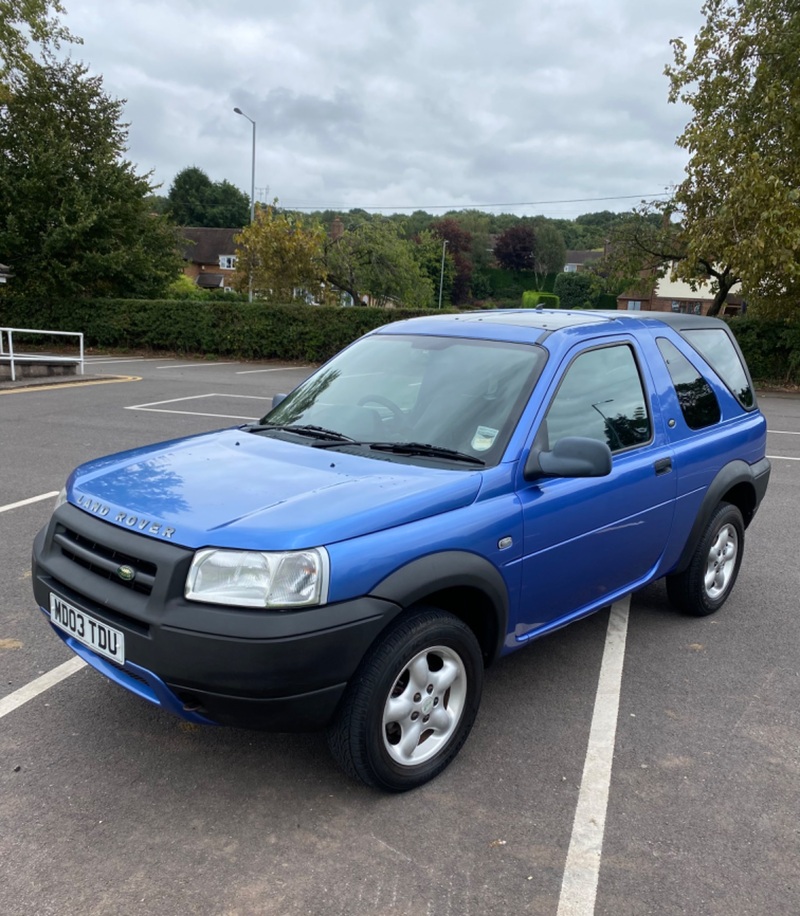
[61,0,706,219]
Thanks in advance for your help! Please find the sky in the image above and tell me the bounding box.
[60,0,707,220]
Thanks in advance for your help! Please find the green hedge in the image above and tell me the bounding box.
[521,291,560,308]
[0,299,441,363]
[474,268,558,298]
[726,316,800,385]
[2,297,799,384]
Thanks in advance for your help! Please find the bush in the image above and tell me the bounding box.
[474,268,550,299]
[726,317,800,385]
[522,291,560,308]
[553,272,594,309]
[0,298,441,363]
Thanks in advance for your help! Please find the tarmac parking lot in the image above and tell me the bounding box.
[1,354,799,916]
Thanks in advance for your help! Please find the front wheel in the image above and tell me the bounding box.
[327,608,483,792]
[666,502,745,616]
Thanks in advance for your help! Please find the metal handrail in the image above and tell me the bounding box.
[0,327,85,382]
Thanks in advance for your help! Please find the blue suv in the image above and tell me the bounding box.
[32,309,770,791]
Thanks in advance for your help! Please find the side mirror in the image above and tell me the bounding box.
[271,393,287,409]
[524,436,612,480]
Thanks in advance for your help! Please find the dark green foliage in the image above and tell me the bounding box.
[476,268,547,300]
[0,299,441,363]
[596,293,619,310]
[0,60,182,306]
[166,167,250,228]
[0,296,796,384]
[553,272,595,309]
[725,317,800,385]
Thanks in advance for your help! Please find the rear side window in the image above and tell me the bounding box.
[657,338,721,429]
[681,329,754,408]
[545,344,651,452]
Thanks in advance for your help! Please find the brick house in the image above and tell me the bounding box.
[617,267,743,316]
[180,227,240,290]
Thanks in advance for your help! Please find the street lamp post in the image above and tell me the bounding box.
[438,239,449,309]
[233,107,256,302]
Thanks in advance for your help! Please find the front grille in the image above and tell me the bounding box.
[54,525,157,595]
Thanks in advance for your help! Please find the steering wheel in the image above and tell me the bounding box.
[358,395,405,424]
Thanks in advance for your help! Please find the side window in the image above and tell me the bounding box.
[545,345,651,452]
[657,338,721,429]
[681,328,754,408]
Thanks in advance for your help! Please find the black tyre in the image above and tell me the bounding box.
[666,502,745,616]
[327,608,483,792]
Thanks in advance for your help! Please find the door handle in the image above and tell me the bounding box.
[654,457,672,475]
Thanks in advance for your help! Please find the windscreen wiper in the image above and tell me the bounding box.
[243,423,360,443]
[248,427,485,466]
[367,441,486,466]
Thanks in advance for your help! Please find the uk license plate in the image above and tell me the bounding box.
[49,593,125,664]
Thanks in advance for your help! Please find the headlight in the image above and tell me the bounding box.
[185,547,330,609]
[54,487,68,510]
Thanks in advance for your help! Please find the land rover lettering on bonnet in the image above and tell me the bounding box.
[32,310,770,791]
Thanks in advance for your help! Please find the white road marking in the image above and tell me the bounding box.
[83,357,158,364]
[128,408,258,420]
[156,362,236,370]
[125,392,269,420]
[768,429,800,436]
[557,596,630,916]
[126,392,270,409]
[0,657,86,720]
[236,366,311,375]
[0,492,59,514]
[766,454,800,461]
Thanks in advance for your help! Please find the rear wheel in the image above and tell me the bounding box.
[327,608,483,792]
[667,502,744,616]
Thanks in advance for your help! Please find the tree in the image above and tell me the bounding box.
[167,166,250,228]
[598,206,685,296]
[324,218,434,308]
[532,222,567,287]
[554,272,595,310]
[0,60,182,304]
[0,0,80,75]
[665,0,800,315]
[412,230,455,307]
[494,224,536,271]
[431,218,473,304]
[234,204,325,302]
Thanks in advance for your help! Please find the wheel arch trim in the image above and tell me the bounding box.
[673,458,766,575]
[368,551,509,664]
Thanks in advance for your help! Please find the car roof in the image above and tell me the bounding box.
[374,308,729,345]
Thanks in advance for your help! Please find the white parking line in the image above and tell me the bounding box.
[0,657,86,720]
[156,362,236,370]
[557,596,630,916]
[125,392,270,421]
[0,492,59,514]
[766,454,800,461]
[84,357,159,364]
[236,366,311,375]
[130,408,259,420]
[769,430,800,435]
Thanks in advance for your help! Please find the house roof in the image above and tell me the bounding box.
[196,272,225,289]
[181,227,239,264]
[565,249,603,265]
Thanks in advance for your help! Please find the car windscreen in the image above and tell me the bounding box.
[259,334,546,466]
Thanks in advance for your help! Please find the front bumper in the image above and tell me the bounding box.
[32,505,401,730]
